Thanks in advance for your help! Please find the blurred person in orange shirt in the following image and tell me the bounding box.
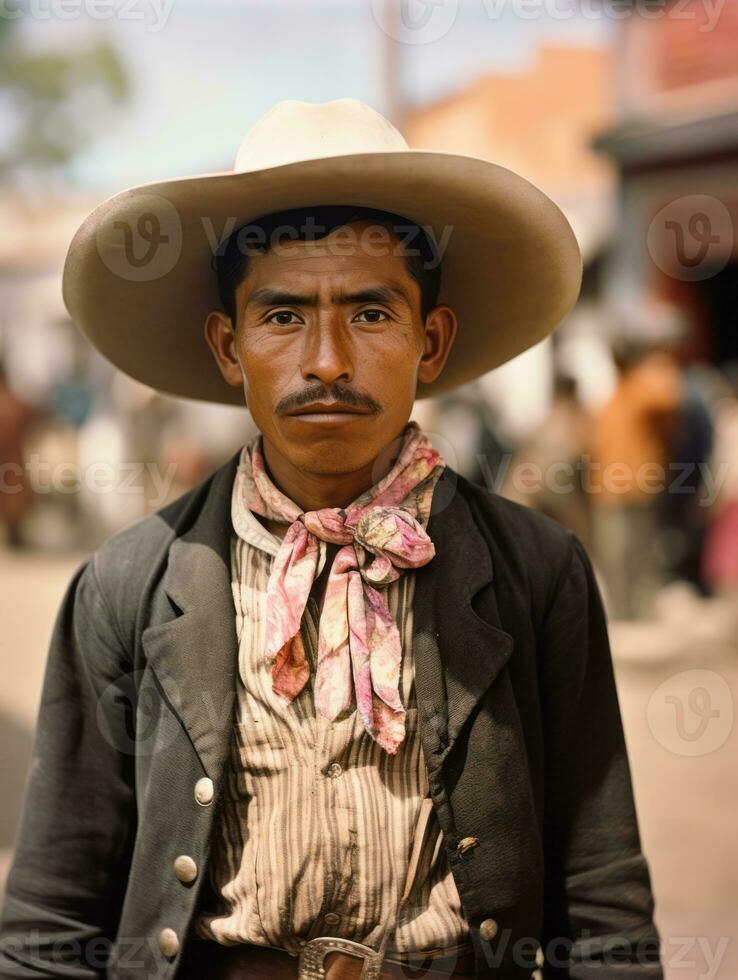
[587,337,681,619]
[0,359,37,549]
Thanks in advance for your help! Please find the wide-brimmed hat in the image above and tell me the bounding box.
[62,97,582,405]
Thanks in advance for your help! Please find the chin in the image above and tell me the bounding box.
[287,437,377,476]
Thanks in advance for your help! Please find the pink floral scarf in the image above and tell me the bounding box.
[235,420,445,754]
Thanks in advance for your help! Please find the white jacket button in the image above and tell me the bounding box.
[479,918,498,941]
[158,928,180,958]
[195,777,214,805]
[173,855,198,884]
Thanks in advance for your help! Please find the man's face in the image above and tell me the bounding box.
[205,219,456,479]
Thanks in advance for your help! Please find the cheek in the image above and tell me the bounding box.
[361,333,421,382]
[240,337,296,392]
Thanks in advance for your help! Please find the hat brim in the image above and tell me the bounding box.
[62,149,582,405]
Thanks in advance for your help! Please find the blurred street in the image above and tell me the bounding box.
[611,596,738,980]
[1,547,736,979]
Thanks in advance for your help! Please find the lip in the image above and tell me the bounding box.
[285,402,372,423]
[285,411,370,425]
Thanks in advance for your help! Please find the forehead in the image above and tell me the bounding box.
[236,220,418,295]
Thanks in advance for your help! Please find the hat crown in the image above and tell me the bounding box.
[233,98,408,174]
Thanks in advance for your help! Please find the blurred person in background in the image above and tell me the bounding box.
[0,358,37,549]
[658,365,714,593]
[420,384,510,494]
[500,372,591,544]
[702,361,738,596]
[46,344,95,431]
[649,309,714,595]
[587,335,681,619]
[0,99,663,980]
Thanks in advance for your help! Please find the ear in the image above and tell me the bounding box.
[204,310,243,388]
[417,305,458,385]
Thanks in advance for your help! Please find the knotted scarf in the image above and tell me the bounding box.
[233,420,445,754]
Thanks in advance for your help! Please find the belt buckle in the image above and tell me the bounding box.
[298,936,383,979]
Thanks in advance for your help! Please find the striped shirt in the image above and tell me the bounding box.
[192,475,470,956]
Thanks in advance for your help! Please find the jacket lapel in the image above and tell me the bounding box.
[142,450,241,784]
[412,467,514,773]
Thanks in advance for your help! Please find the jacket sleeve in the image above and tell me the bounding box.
[0,558,137,978]
[539,534,664,979]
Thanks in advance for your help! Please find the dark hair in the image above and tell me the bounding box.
[211,204,442,324]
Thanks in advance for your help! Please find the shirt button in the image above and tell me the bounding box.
[326,763,343,778]
[173,855,198,884]
[479,918,498,941]
[194,777,214,806]
[158,927,180,958]
[324,912,341,925]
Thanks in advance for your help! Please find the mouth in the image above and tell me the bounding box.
[285,402,374,424]
[286,413,368,424]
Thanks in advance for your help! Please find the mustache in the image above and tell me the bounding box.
[276,384,382,415]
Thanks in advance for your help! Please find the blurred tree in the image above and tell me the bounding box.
[0,2,129,180]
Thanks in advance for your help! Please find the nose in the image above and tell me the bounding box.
[300,315,354,387]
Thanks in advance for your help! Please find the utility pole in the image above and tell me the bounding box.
[379,0,402,124]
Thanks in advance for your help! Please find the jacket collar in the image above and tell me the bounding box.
[143,452,513,784]
[411,466,513,770]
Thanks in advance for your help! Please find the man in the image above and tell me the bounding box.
[0,99,663,979]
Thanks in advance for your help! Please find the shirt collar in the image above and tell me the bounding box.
[232,494,283,556]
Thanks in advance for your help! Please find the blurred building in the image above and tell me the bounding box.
[594,0,738,365]
[401,43,616,262]
[399,43,618,436]
[0,195,97,402]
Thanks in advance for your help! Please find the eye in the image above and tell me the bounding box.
[354,308,388,324]
[267,310,301,326]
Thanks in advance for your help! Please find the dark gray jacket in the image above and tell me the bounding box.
[0,451,664,979]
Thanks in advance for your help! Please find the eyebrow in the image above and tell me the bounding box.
[245,284,411,309]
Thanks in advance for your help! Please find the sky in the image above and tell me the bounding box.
[14,0,612,191]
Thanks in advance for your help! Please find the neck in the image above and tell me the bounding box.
[260,434,405,512]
